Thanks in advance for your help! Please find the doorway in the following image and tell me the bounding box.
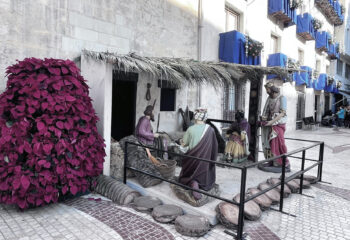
[296,92,305,129]
[314,95,320,122]
[111,71,138,141]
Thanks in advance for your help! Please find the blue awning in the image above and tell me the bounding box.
[315,31,329,51]
[268,0,297,26]
[330,0,344,23]
[314,73,327,90]
[267,53,288,80]
[327,42,340,59]
[324,79,338,93]
[299,66,313,87]
[297,13,316,40]
[219,30,261,65]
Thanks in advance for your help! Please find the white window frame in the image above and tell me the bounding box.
[225,6,240,32]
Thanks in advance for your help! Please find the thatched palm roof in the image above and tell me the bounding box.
[82,50,300,88]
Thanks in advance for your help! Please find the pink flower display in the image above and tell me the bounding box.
[0,58,105,209]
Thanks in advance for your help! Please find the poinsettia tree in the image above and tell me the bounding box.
[0,58,105,209]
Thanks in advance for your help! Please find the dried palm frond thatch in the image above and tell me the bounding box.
[82,50,300,88]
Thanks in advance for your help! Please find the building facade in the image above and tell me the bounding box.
[334,0,350,108]
[1,0,349,174]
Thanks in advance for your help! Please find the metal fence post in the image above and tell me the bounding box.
[317,142,324,182]
[123,142,128,184]
[279,155,286,212]
[237,167,247,240]
[299,150,306,194]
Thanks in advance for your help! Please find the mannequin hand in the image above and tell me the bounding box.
[265,120,273,126]
[154,133,159,138]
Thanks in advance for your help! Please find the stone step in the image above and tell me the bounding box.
[126,178,221,225]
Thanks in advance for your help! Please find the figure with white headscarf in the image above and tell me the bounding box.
[178,107,218,200]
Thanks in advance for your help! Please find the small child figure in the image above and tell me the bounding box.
[224,123,249,163]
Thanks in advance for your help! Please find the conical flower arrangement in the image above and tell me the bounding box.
[0,58,105,209]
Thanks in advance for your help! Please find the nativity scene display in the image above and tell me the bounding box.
[119,81,291,209]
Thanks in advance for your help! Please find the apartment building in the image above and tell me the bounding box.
[219,0,346,130]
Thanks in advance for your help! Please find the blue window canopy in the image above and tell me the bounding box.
[327,42,340,59]
[324,77,338,93]
[297,13,316,41]
[315,31,329,52]
[219,30,261,66]
[314,73,327,90]
[314,0,344,26]
[295,66,313,87]
[267,53,288,80]
[268,0,297,26]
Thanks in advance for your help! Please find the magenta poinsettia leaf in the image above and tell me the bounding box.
[20,175,30,191]
[0,58,105,209]
[70,185,78,195]
[12,178,21,190]
[48,67,61,76]
[55,121,64,129]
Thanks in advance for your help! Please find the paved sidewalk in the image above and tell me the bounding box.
[0,127,350,240]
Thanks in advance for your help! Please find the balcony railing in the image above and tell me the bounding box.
[268,0,297,26]
[325,77,339,93]
[219,30,261,66]
[313,73,327,91]
[315,31,329,52]
[327,42,340,59]
[297,13,317,41]
[315,0,344,26]
[267,53,288,80]
[295,66,313,87]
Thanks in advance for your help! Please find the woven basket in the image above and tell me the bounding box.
[155,159,177,179]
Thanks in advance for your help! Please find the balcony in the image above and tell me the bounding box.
[314,0,344,26]
[325,76,339,93]
[266,53,288,80]
[313,73,327,90]
[327,42,340,60]
[315,31,329,52]
[219,30,261,65]
[297,13,317,41]
[268,0,297,26]
[295,66,313,87]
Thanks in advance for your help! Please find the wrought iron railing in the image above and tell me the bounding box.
[123,129,325,240]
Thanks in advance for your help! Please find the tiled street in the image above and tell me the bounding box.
[1,127,350,240]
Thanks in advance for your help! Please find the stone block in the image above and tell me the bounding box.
[74,27,98,41]
[69,11,95,30]
[61,36,84,53]
[115,25,133,39]
[115,14,126,26]
[68,0,82,12]
[93,19,115,35]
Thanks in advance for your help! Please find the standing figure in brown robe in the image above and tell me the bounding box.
[178,108,218,200]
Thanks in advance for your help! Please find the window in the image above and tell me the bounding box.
[346,64,350,79]
[160,88,176,111]
[337,60,343,76]
[298,49,304,65]
[223,84,236,121]
[270,35,279,53]
[225,7,240,31]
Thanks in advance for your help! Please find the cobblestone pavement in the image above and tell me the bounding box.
[0,201,122,240]
[1,127,350,240]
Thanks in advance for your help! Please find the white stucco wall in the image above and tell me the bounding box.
[81,55,112,175]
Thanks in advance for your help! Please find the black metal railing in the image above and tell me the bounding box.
[123,136,324,240]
